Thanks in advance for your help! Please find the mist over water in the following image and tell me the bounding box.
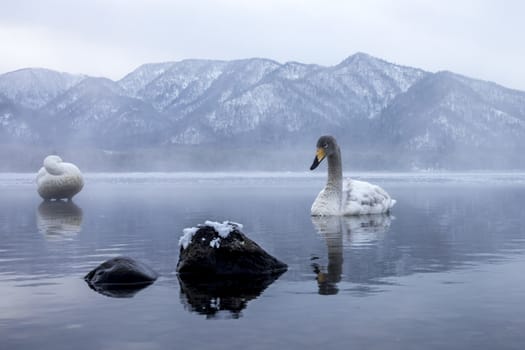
[1,173,525,349]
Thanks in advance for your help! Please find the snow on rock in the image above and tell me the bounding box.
[209,237,221,248]
[205,220,243,238]
[179,227,199,250]
[179,221,243,249]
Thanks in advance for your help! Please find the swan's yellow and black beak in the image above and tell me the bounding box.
[310,148,326,170]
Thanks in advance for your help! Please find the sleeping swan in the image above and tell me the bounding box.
[36,155,84,201]
[309,136,395,216]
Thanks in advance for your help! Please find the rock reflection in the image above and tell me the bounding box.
[36,201,83,240]
[178,272,284,319]
[311,215,392,295]
[85,281,155,298]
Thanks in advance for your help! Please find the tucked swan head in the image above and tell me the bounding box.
[44,155,63,164]
[310,135,339,170]
[42,155,64,175]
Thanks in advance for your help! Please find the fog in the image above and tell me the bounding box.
[2,139,525,173]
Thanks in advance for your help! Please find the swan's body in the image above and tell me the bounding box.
[310,136,395,216]
[36,155,84,201]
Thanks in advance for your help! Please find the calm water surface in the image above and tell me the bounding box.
[1,172,525,350]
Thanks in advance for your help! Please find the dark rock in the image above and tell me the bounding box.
[178,272,284,319]
[84,256,158,298]
[176,223,287,276]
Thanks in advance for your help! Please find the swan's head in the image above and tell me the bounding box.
[44,155,63,166]
[310,135,338,170]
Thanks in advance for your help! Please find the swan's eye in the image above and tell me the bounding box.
[323,144,328,149]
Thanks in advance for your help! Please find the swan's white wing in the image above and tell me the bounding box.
[311,187,342,216]
[36,167,47,184]
[342,179,395,215]
[62,162,83,177]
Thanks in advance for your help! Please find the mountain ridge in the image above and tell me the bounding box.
[1,53,524,170]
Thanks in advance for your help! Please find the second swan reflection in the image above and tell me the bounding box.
[311,215,391,295]
[37,201,83,240]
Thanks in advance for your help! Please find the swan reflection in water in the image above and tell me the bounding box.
[36,201,83,240]
[311,215,391,295]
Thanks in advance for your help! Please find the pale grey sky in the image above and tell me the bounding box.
[1,0,524,90]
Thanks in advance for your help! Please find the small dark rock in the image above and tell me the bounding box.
[84,256,158,298]
[176,223,287,276]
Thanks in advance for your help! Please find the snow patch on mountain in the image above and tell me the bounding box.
[0,68,84,109]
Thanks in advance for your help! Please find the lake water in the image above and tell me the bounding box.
[1,172,525,350]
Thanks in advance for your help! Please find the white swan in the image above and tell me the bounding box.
[36,155,84,201]
[310,135,395,216]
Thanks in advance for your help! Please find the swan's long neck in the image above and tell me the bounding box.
[325,146,343,201]
[44,157,64,176]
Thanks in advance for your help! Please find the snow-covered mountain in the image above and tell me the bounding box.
[1,53,524,170]
[119,62,176,98]
[41,77,171,148]
[0,94,38,143]
[378,71,525,168]
[0,68,84,109]
[117,54,425,145]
